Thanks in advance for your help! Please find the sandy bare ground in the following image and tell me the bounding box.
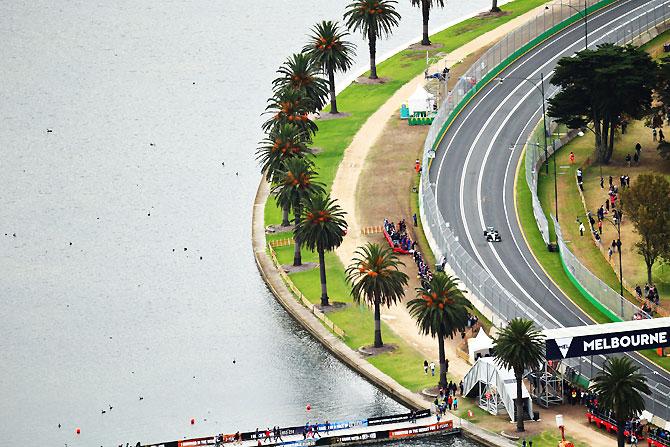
[329,3,618,445]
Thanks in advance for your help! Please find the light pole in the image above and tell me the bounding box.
[603,213,624,315]
[546,1,588,49]
[497,73,558,220]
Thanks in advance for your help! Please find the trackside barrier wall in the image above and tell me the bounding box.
[419,0,670,419]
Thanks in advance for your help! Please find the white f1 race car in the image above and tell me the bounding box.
[484,227,501,242]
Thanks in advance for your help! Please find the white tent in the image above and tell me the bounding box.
[467,327,493,364]
[407,86,434,115]
[463,357,533,422]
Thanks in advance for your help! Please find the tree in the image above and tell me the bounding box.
[271,158,325,266]
[295,193,348,306]
[273,53,330,113]
[409,0,445,46]
[263,87,319,137]
[590,357,650,447]
[548,44,658,163]
[492,318,545,432]
[490,0,501,12]
[345,243,409,347]
[344,0,401,80]
[656,55,670,118]
[256,124,313,226]
[406,272,470,389]
[303,21,356,114]
[621,173,670,284]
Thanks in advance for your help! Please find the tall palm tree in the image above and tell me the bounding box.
[344,0,401,80]
[273,53,330,113]
[492,318,545,432]
[263,87,319,137]
[345,243,408,348]
[303,21,356,114]
[256,124,313,226]
[295,193,348,306]
[271,158,325,266]
[410,0,445,46]
[407,273,470,389]
[590,357,650,447]
[490,0,501,13]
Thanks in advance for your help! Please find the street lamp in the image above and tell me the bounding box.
[497,73,559,220]
[546,1,588,49]
[602,212,624,316]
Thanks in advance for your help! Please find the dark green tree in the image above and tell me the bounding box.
[263,87,319,137]
[273,53,330,112]
[493,318,545,432]
[656,55,670,117]
[344,0,401,80]
[345,243,409,347]
[409,0,445,46]
[271,158,325,266]
[621,173,670,284]
[295,194,348,306]
[303,21,356,114]
[407,272,470,389]
[548,44,658,163]
[256,124,313,226]
[590,357,650,447]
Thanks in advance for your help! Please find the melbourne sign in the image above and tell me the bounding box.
[546,326,670,359]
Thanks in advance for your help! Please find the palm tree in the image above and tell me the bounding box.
[410,0,445,46]
[295,193,348,306]
[303,21,356,114]
[273,53,330,112]
[263,87,319,137]
[256,124,313,226]
[271,158,325,266]
[492,318,545,432]
[344,0,401,80]
[490,0,501,13]
[407,273,470,389]
[345,243,409,348]
[590,357,650,447]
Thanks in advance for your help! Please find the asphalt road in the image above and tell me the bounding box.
[429,0,670,418]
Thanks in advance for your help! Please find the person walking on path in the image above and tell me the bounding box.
[653,128,658,141]
[635,142,642,158]
[569,151,575,164]
[415,159,421,174]
[579,222,585,236]
[660,129,665,142]
[413,213,417,227]
[625,153,632,167]
[423,360,429,375]
[430,361,436,376]
[608,246,613,262]
[597,220,602,234]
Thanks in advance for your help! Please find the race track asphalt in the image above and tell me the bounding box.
[429,0,670,418]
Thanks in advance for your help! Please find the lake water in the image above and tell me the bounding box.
[0,1,490,445]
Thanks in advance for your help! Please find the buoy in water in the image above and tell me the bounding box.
[76,428,81,434]
[190,418,195,425]
[306,404,311,411]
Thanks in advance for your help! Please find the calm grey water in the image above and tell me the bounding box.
[0,1,491,446]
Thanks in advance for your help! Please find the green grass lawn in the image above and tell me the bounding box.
[518,431,589,447]
[273,244,452,391]
[264,0,549,226]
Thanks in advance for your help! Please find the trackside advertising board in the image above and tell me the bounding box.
[545,325,670,359]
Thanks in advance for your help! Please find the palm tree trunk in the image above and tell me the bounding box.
[293,205,302,266]
[616,420,625,447]
[437,334,448,389]
[515,372,525,432]
[373,297,383,347]
[421,0,431,46]
[491,0,501,12]
[328,67,338,114]
[282,206,291,227]
[318,248,329,307]
[368,28,378,80]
